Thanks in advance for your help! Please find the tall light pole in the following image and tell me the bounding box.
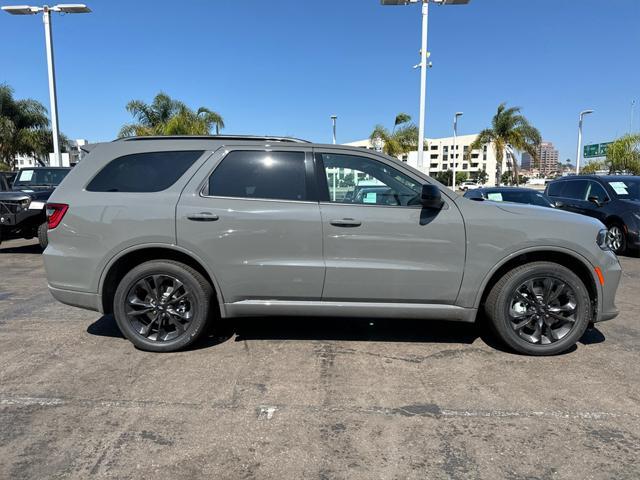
[451,112,463,190]
[331,115,337,144]
[381,0,470,174]
[575,109,593,174]
[2,4,91,166]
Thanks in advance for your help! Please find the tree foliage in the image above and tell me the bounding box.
[369,113,423,157]
[0,83,66,170]
[118,92,225,138]
[605,133,640,174]
[470,103,541,185]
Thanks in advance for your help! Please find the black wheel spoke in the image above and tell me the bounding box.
[125,274,194,343]
[509,276,580,346]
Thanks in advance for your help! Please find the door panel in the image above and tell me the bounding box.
[316,150,466,304]
[176,148,325,303]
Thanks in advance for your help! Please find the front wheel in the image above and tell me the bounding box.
[113,260,214,352]
[607,222,626,255]
[485,261,591,356]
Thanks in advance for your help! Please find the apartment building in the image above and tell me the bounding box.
[521,141,559,176]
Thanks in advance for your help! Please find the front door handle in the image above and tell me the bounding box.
[330,218,362,227]
[187,212,219,222]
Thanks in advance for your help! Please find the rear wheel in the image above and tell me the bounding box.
[113,260,214,352]
[38,222,48,249]
[485,261,591,355]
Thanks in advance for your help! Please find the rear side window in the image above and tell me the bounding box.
[87,150,204,192]
[208,151,307,201]
[546,181,564,197]
[562,180,588,200]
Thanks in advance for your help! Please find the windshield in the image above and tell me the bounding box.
[485,190,554,207]
[13,168,69,188]
[607,179,640,201]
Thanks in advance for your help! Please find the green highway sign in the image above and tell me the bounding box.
[584,142,612,158]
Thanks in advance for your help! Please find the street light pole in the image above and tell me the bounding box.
[380,0,470,175]
[331,115,337,144]
[42,7,61,166]
[2,4,91,166]
[417,1,429,172]
[575,110,593,174]
[452,112,463,190]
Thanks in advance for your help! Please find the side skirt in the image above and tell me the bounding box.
[224,300,477,323]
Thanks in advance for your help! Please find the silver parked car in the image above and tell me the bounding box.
[43,136,621,355]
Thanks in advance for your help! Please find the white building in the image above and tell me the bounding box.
[344,134,512,187]
[13,139,90,169]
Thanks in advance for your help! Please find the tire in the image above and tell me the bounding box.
[606,221,626,256]
[38,222,48,250]
[485,261,591,356]
[113,260,215,352]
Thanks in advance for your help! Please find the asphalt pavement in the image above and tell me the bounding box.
[0,238,639,479]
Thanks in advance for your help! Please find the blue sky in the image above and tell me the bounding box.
[1,0,638,161]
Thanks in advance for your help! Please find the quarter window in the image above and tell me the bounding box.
[319,153,422,207]
[87,150,203,192]
[546,181,564,197]
[208,151,308,201]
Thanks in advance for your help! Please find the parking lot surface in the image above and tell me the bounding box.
[1,238,639,480]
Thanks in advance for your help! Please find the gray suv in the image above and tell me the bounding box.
[43,136,621,355]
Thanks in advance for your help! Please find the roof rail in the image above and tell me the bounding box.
[114,135,311,144]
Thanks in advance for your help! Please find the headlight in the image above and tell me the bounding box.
[596,228,611,251]
[16,198,31,212]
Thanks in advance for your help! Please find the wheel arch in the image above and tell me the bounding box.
[474,247,600,316]
[99,244,225,316]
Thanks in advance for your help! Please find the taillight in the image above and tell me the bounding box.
[46,203,68,229]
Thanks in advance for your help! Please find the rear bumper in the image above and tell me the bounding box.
[48,285,102,313]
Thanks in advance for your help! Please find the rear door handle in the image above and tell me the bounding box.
[330,218,362,227]
[187,212,219,222]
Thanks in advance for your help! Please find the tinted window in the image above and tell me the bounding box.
[87,151,203,192]
[319,153,421,206]
[587,181,609,203]
[546,181,564,197]
[562,180,588,200]
[208,151,307,201]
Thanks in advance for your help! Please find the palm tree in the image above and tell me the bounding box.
[370,113,421,158]
[470,103,541,186]
[0,83,56,170]
[118,92,224,138]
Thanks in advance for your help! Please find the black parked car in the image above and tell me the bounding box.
[545,175,640,255]
[464,186,555,208]
[0,167,71,249]
[0,172,17,191]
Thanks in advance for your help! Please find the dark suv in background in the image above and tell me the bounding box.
[545,175,640,255]
[0,167,71,249]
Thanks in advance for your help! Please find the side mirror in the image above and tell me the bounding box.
[588,196,602,207]
[421,184,444,209]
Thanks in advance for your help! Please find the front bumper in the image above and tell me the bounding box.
[0,206,41,230]
[594,251,622,323]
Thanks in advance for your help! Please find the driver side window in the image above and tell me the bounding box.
[318,153,422,207]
